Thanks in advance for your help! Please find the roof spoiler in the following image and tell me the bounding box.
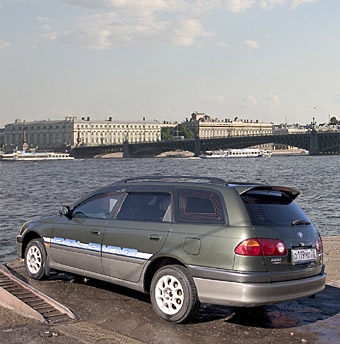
[233,185,300,200]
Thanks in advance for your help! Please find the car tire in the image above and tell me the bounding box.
[24,238,47,280]
[150,265,200,323]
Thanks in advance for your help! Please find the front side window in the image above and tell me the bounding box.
[116,192,171,222]
[176,189,224,223]
[73,192,123,219]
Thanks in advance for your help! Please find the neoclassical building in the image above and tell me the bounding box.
[3,117,162,151]
[185,112,273,138]
[3,112,274,152]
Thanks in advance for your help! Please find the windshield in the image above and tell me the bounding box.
[241,190,311,226]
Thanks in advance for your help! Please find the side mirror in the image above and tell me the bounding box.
[59,205,71,217]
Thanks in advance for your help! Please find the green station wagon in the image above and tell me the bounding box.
[16,176,326,323]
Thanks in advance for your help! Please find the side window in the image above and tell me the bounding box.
[116,192,171,222]
[73,192,123,219]
[176,189,224,223]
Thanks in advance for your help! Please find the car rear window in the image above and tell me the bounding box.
[241,190,310,226]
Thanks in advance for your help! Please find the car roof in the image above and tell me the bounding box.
[120,175,228,185]
[118,176,300,200]
[80,176,299,203]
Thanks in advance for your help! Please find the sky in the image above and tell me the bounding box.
[0,0,339,128]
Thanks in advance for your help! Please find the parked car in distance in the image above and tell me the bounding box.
[17,176,326,323]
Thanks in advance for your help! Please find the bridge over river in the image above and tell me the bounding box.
[71,130,340,158]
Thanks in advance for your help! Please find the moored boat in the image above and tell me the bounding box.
[1,150,75,161]
[224,148,272,158]
[198,150,227,159]
[199,148,272,159]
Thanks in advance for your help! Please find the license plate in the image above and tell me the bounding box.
[291,248,316,263]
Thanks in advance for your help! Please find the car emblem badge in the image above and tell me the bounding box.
[297,232,304,238]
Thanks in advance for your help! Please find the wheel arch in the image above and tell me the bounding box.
[143,256,186,293]
[21,231,43,258]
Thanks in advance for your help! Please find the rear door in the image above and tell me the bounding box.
[101,187,172,282]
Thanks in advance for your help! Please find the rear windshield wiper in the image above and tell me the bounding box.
[291,219,311,226]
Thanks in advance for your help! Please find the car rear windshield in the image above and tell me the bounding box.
[241,190,310,226]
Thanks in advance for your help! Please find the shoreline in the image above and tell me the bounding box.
[99,148,309,159]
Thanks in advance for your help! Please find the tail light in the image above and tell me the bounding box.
[235,238,287,256]
[315,236,323,252]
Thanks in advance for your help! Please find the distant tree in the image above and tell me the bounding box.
[161,127,173,140]
[178,124,195,138]
[329,116,339,125]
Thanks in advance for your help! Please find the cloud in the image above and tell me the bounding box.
[241,40,259,50]
[213,41,236,52]
[0,39,11,50]
[214,41,230,48]
[61,0,186,12]
[41,32,58,41]
[241,94,281,107]
[29,45,39,51]
[290,0,317,10]
[43,0,318,49]
[242,94,258,106]
[36,16,54,23]
[61,1,254,13]
[58,10,211,49]
[218,0,256,13]
[199,94,225,104]
[261,94,281,106]
[170,18,212,46]
[53,1,262,49]
[259,0,285,10]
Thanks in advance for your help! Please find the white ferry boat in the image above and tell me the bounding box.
[199,148,272,159]
[224,148,272,158]
[1,150,75,161]
[198,150,228,159]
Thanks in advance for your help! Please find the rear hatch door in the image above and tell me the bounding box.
[237,186,323,282]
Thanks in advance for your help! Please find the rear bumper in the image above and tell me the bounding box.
[194,273,327,307]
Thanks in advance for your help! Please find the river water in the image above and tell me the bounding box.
[0,155,339,263]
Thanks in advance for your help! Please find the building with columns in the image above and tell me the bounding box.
[3,112,275,152]
[3,117,162,151]
[185,112,273,138]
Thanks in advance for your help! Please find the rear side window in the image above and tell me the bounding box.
[242,191,310,226]
[116,192,171,222]
[176,189,225,223]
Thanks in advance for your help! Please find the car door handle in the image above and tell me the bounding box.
[91,230,101,235]
[149,235,161,241]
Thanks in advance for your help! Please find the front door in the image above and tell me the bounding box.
[50,216,106,273]
[50,190,123,274]
[101,191,172,282]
